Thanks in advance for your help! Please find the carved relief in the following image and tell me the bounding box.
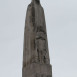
[36,26,46,34]
[36,25,48,63]
[36,38,47,63]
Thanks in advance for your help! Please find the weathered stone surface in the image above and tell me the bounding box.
[22,0,52,77]
[22,63,52,77]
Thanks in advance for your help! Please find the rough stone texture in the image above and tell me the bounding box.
[22,0,52,77]
[22,63,52,77]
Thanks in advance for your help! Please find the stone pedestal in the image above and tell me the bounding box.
[22,63,52,77]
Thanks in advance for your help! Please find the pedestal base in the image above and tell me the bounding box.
[22,63,52,77]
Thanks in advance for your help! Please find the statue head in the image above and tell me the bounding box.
[32,0,40,4]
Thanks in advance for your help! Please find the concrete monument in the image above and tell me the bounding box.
[22,0,52,77]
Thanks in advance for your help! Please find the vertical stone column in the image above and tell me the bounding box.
[22,1,52,77]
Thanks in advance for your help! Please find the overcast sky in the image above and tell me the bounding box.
[0,0,77,77]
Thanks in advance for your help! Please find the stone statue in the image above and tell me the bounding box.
[22,1,52,77]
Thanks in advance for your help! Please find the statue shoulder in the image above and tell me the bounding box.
[27,3,32,11]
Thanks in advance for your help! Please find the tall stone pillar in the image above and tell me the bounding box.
[22,0,52,77]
